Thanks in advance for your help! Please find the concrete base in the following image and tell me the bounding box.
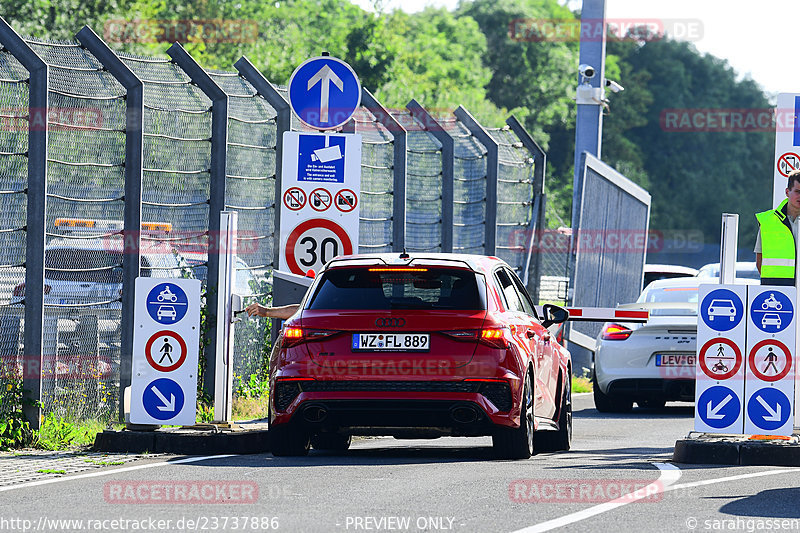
[94,424,270,455]
[674,433,800,466]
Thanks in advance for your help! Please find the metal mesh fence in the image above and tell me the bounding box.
[488,126,535,279]
[352,107,393,253]
[390,109,442,253]
[0,48,28,412]
[441,116,486,255]
[25,37,126,420]
[0,26,549,421]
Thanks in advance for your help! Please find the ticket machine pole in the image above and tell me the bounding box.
[719,213,738,284]
[213,211,237,423]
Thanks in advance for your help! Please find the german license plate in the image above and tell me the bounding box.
[352,333,430,352]
[655,354,695,367]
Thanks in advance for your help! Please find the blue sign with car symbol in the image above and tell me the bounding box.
[146,282,188,324]
[750,290,793,333]
[700,289,744,332]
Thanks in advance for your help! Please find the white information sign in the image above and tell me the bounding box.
[695,284,747,433]
[129,278,201,425]
[744,286,796,435]
[773,93,800,207]
[279,131,361,277]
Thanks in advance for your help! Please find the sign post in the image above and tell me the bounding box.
[695,285,747,433]
[745,286,796,435]
[279,55,362,278]
[773,93,800,207]
[130,278,201,426]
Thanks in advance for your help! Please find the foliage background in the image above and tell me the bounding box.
[1,0,773,258]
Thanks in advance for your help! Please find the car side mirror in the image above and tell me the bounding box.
[541,303,569,329]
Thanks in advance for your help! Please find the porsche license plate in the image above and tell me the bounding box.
[655,354,695,367]
[352,333,430,352]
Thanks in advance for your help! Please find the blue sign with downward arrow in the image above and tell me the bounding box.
[747,387,791,431]
[288,56,361,130]
[697,386,741,429]
[142,378,185,421]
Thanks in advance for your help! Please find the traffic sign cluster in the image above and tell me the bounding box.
[695,284,796,436]
[130,279,201,425]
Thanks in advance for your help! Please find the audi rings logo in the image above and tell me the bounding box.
[375,317,405,328]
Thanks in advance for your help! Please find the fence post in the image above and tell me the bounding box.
[507,115,547,300]
[167,43,228,399]
[454,106,498,256]
[361,89,406,252]
[234,57,290,344]
[407,99,453,253]
[77,25,144,422]
[0,17,47,429]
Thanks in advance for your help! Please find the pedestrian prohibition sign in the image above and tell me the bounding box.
[145,330,188,373]
[698,337,742,380]
[748,339,792,382]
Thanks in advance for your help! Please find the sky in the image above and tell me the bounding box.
[348,0,796,98]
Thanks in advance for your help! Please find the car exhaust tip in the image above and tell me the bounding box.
[303,406,328,423]
[450,406,478,424]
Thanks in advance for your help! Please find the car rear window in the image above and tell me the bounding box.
[307,267,486,310]
[638,286,698,316]
[45,249,123,283]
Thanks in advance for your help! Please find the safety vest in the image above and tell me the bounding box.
[756,198,795,285]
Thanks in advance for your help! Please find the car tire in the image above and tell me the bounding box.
[269,424,310,457]
[492,374,534,460]
[592,373,632,413]
[637,399,666,409]
[536,373,572,452]
[310,432,351,452]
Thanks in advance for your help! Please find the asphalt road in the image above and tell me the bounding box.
[2,395,799,533]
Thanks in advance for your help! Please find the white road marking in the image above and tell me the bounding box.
[514,464,800,533]
[511,463,681,533]
[0,454,235,493]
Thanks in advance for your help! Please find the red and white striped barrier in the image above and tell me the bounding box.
[535,306,649,323]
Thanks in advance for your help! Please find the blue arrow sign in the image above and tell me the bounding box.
[146,282,188,324]
[747,387,791,431]
[697,386,740,429]
[700,289,744,332]
[142,378,185,421]
[750,290,794,333]
[288,56,361,130]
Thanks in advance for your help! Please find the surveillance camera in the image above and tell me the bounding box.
[605,79,625,93]
[579,64,595,79]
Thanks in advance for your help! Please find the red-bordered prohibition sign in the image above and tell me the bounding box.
[284,218,353,276]
[283,187,307,211]
[748,339,792,382]
[698,337,742,381]
[145,330,188,372]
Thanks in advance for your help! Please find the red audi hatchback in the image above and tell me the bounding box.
[269,253,572,459]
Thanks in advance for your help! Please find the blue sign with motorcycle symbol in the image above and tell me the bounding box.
[700,289,744,332]
[750,290,793,333]
[146,282,189,324]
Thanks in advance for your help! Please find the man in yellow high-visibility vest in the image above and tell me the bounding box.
[755,169,800,285]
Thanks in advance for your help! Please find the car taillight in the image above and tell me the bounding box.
[442,328,510,349]
[479,327,510,349]
[281,327,337,348]
[602,323,633,340]
[12,283,50,297]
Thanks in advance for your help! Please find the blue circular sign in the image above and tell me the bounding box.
[697,386,740,429]
[700,289,744,331]
[749,290,794,333]
[146,282,188,324]
[142,378,185,421]
[747,387,791,431]
[288,56,361,130]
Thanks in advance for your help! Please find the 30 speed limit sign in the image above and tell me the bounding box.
[279,131,361,275]
[284,218,353,276]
